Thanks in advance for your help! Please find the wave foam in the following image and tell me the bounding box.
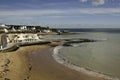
[52,46,119,80]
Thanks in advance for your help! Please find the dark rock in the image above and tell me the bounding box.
[27,76,29,79]
[29,66,32,71]
[3,68,9,72]
[4,78,10,80]
[4,59,10,65]
[0,71,4,78]
[63,43,72,46]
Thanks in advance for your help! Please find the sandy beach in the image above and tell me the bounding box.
[0,45,47,80]
[0,44,109,80]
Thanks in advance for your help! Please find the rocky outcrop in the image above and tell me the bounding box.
[63,39,98,46]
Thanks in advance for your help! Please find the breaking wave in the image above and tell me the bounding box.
[52,46,119,80]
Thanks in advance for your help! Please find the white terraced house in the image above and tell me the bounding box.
[13,34,40,43]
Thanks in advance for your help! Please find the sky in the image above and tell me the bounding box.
[0,0,120,28]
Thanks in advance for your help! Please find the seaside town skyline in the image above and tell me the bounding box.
[0,1,120,80]
[0,0,120,28]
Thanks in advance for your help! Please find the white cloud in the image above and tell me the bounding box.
[73,8,120,14]
[0,10,64,17]
[80,0,87,3]
[79,0,105,6]
[92,0,105,6]
[63,8,120,16]
[0,8,120,18]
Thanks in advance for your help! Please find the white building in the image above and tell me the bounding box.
[4,28,9,33]
[43,30,51,33]
[0,24,6,27]
[20,26,27,30]
[13,34,40,43]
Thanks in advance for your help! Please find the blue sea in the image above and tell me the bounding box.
[46,28,120,79]
[58,28,120,33]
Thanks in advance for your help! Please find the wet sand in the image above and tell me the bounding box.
[28,46,108,80]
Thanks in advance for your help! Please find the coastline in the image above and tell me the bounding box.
[53,46,119,80]
[28,45,109,80]
[0,43,118,80]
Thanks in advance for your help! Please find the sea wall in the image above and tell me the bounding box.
[0,41,51,53]
[0,44,19,52]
